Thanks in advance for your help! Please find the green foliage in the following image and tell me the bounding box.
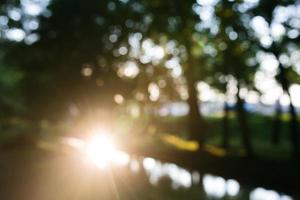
[0,63,24,116]
[0,0,300,157]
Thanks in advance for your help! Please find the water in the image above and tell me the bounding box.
[135,157,293,200]
[62,136,294,200]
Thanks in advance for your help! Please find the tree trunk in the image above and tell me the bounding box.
[277,60,299,159]
[270,46,299,158]
[185,59,204,145]
[286,88,299,159]
[271,99,282,145]
[236,82,253,156]
[222,100,230,149]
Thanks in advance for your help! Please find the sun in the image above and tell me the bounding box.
[85,134,116,168]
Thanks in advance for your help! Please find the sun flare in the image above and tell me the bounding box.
[85,134,116,168]
[85,134,130,169]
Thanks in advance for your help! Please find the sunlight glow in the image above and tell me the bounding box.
[85,134,129,169]
[148,82,160,102]
[117,61,139,78]
[81,66,93,77]
[161,134,199,151]
[21,0,50,16]
[114,94,124,104]
[5,28,26,42]
[85,134,115,168]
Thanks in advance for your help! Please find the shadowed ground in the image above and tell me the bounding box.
[0,146,205,200]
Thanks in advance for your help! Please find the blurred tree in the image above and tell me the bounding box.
[1,0,300,160]
[271,99,282,145]
[251,0,300,158]
[1,0,190,137]
[0,60,24,117]
[140,0,208,144]
[209,0,260,155]
[0,5,24,118]
[2,0,141,123]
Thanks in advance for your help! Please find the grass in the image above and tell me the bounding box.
[0,112,295,160]
[155,113,294,160]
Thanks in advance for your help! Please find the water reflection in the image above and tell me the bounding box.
[129,159,140,173]
[203,174,226,198]
[250,188,293,200]
[227,179,240,196]
[192,171,201,185]
[62,136,293,200]
[203,174,240,198]
[143,157,192,188]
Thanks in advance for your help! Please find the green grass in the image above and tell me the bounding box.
[157,113,294,160]
[0,112,296,160]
